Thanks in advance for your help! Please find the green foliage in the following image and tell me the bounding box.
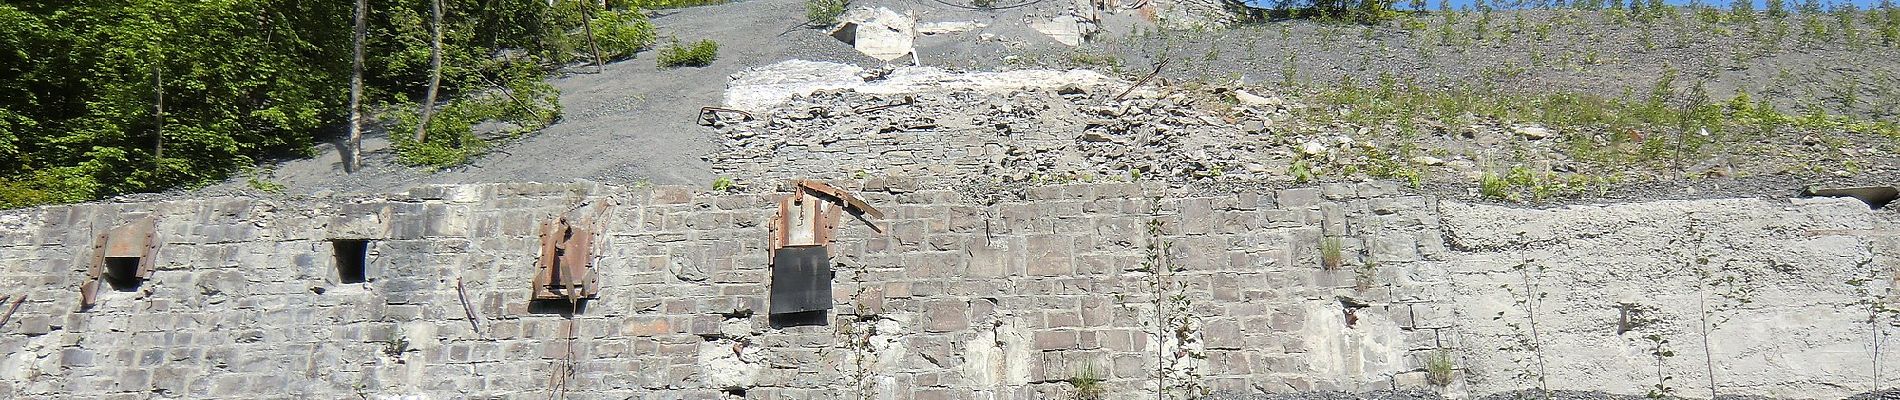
[0,1,349,206]
[390,69,559,170]
[711,176,735,191]
[1,0,591,209]
[1426,349,1456,386]
[657,38,719,68]
[1320,236,1344,270]
[1067,363,1106,400]
[1289,160,1315,183]
[806,0,849,26]
[245,167,286,194]
[587,9,658,60]
[1266,0,1400,23]
[609,0,730,10]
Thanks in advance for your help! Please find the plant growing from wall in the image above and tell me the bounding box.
[1069,362,1107,400]
[1354,261,1378,291]
[1425,349,1456,386]
[1494,262,1550,391]
[1320,236,1345,270]
[1643,333,1678,399]
[1141,196,1206,400]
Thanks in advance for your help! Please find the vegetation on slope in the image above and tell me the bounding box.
[0,0,666,208]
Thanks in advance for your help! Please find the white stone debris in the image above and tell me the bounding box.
[1514,125,1551,139]
[916,21,985,35]
[724,59,1120,112]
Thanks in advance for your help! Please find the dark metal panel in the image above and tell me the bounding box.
[770,246,832,314]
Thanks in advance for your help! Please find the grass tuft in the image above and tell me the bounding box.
[658,38,719,68]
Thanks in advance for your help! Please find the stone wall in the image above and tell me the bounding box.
[0,181,1893,399]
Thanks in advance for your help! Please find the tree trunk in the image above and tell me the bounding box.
[415,0,444,143]
[580,1,604,73]
[153,51,164,161]
[348,0,367,172]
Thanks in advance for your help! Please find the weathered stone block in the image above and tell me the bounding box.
[1278,188,1322,208]
[1033,330,1079,350]
[1024,234,1073,276]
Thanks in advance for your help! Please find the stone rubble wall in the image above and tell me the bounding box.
[0,181,1893,399]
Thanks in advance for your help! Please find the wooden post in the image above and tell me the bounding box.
[580,0,605,73]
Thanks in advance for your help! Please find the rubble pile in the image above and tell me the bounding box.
[707,85,1300,188]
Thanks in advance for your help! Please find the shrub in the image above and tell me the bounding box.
[391,64,560,171]
[0,168,99,209]
[589,9,658,60]
[657,38,718,68]
[806,0,849,27]
[711,176,735,191]
[1479,171,1511,201]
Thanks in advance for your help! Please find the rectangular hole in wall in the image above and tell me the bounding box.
[103,257,142,292]
[332,240,369,284]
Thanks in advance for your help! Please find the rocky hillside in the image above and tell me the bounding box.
[207,0,1898,206]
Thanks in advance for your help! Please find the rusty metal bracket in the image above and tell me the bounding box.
[0,295,24,329]
[532,216,599,301]
[768,180,884,252]
[698,106,754,126]
[1115,58,1168,101]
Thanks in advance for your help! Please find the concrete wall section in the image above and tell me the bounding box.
[0,182,1892,399]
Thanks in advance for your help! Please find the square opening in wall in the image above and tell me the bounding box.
[103,257,143,292]
[332,239,369,284]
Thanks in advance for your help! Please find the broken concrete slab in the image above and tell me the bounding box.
[1030,15,1089,46]
[830,7,916,61]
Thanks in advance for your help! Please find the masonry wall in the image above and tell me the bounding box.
[0,181,1893,399]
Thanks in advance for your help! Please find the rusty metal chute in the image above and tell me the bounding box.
[80,217,159,309]
[767,180,881,319]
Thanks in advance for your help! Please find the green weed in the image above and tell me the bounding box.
[658,38,718,68]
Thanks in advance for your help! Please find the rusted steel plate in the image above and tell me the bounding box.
[532,217,598,300]
[102,219,154,259]
[770,246,831,314]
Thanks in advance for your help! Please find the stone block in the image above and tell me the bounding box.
[651,187,693,204]
[1202,318,1243,350]
[1024,234,1074,276]
[624,317,673,337]
[923,300,969,333]
[1368,234,1420,263]
[1277,188,1322,208]
[1033,330,1079,351]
